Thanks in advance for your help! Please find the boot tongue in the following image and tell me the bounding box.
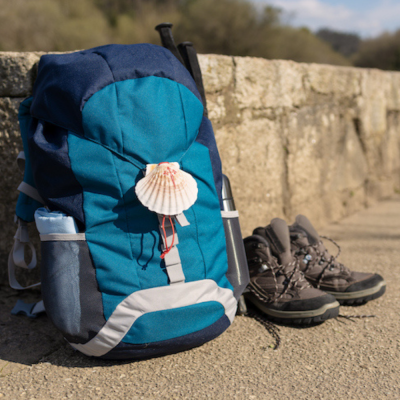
[263,218,293,266]
[292,215,320,245]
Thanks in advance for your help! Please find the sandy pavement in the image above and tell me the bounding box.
[1,197,399,399]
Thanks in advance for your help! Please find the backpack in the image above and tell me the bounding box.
[8,27,249,360]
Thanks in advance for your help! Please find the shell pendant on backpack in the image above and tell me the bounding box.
[135,162,198,215]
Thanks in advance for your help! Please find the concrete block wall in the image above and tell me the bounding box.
[1,52,399,285]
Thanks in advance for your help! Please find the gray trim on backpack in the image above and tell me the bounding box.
[40,233,86,241]
[17,181,45,204]
[163,247,185,284]
[221,210,239,219]
[69,279,237,357]
[174,213,190,226]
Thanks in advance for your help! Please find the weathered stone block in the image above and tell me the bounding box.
[304,63,361,99]
[214,118,286,236]
[385,72,400,111]
[232,57,306,111]
[283,105,367,208]
[198,54,234,94]
[0,52,41,97]
[0,98,25,285]
[1,52,400,286]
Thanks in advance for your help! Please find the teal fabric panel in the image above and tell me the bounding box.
[70,75,231,322]
[16,97,43,222]
[68,134,142,319]
[122,301,225,344]
[68,134,178,320]
[68,130,230,320]
[82,77,204,167]
[180,142,233,291]
[111,154,170,291]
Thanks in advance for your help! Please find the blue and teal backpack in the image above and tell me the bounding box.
[9,34,248,359]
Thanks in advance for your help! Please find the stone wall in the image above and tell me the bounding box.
[1,52,400,285]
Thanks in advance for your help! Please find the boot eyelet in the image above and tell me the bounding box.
[258,264,269,273]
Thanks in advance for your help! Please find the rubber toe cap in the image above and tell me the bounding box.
[345,273,385,293]
[267,293,338,312]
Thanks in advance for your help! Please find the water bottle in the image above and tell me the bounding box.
[221,175,250,303]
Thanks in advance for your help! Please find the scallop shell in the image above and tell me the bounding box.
[135,162,198,215]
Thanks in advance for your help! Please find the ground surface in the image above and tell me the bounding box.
[1,197,399,399]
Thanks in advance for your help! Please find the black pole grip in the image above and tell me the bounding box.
[155,23,185,66]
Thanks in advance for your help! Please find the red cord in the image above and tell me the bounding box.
[160,215,175,259]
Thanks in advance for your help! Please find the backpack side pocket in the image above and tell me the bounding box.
[36,209,106,343]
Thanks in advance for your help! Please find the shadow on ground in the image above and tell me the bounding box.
[0,286,62,365]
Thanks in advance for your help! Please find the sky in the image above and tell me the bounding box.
[255,0,400,37]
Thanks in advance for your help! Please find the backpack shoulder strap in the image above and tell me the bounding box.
[9,97,42,290]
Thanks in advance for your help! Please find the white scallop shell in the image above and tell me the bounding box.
[135,162,198,215]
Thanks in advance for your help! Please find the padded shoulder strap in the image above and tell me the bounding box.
[16,97,44,222]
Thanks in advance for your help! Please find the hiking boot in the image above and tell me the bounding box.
[288,215,386,305]
[245,218,339,325]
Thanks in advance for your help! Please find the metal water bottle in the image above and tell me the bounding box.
[222,175,250,302]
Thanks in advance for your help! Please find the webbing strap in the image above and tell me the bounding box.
[17,151,25,172]
[143,161,190,285]
[158,215,185,285]
[175,213,190,227]
[8,218,40,290]
[11,299,45,318]
[40,233,86,241]
[17,181,45,204]
[177,42,208,117]
[164,248,185,285]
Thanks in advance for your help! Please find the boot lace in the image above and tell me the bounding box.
[247,253,309,303]
[244,309,281,350]
[296,235,351,289]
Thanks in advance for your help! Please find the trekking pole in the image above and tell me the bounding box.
[155,23,208,116]
[177,41,208,117]
[155,23,185,66]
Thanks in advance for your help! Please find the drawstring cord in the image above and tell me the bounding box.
[158,163,177,259]
[160,215,175,259]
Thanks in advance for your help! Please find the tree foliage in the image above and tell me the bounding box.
[316,28,361,58]
[0,0,356,67]
[354,30,400,71]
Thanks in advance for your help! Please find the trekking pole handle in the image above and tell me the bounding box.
[155,23,185,66]
[155,22,173,33]
[177,41,208,117]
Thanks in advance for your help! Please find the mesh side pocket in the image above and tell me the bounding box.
[41,239,105,344]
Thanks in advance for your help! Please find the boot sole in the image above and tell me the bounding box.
[325,280,386,305]
[245,294,340,325]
